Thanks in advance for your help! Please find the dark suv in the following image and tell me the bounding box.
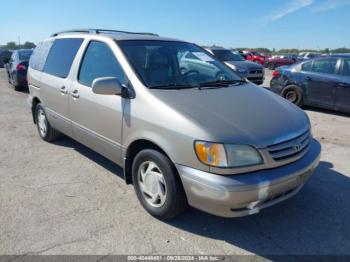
[270,55,350,113]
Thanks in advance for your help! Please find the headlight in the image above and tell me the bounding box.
[195,141,263,168]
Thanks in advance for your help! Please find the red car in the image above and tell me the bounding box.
[239,50,266,65]
[264,54,297,70]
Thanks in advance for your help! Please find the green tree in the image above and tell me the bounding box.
[5,42,17,50]
[22,41,36,49]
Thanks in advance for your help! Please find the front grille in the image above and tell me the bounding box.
[249,69,263,75]
[268,130,311,162]
[248,76,263,80]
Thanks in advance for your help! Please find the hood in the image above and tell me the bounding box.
[225,60,263,70]
[150,83,309,148]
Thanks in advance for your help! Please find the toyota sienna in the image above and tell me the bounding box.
[28,29,321,219]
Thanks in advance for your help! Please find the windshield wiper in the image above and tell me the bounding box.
[198,79,247,89]
[149,83,198,90]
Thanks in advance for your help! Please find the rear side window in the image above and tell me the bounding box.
[301,61,312,72]
[19,50,33,61]
[43,38,83,78]
[311,58,338,74]
[78,41,127,87]
[342,58,350,77]
[29,40,53,71]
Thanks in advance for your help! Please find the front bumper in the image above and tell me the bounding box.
[176,139,321,217]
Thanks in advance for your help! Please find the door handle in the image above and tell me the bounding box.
[305,76,312,81]
[60,86,68,94]
[71,90,80,99]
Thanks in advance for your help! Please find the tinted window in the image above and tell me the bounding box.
[18,50,33,61]
[342,58,350,77]
[29,40,54,71]
[212,50,245,61]
[301,61,312,71]
[78,41,127,87]
[311,58,338,74]
[308,53,321,59]
[43,38,83,78]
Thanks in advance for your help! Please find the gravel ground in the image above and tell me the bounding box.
[0,69,350,257]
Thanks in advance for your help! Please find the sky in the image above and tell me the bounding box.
[0,0,349,50]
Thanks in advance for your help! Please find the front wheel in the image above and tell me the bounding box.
[35,103,61,142]
[132,149,188,220]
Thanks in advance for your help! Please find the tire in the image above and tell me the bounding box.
[10,73,21,91]
[268,62,275,70]
[13,84,21,91]
[35,103,61,142]
[282,85,303,106]
[6,71,11,84]
[132,149,188,220]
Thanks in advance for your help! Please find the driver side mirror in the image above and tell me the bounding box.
[92,77,123,96]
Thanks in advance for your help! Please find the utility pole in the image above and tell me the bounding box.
[18,36,21,48]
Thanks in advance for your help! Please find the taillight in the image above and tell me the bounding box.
[16,63,26,71]
[272,70,280,77]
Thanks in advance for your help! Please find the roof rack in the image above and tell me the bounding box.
[50,28,159,37]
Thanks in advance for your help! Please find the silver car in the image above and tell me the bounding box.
[27,29,321,219]
[205,47,264,85]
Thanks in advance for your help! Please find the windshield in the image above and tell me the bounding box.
[19,50,33,61]
[118,40,242,89]
[212,50,245,62]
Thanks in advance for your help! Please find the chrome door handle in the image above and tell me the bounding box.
[71,90,80,99]
[60,86,68,94]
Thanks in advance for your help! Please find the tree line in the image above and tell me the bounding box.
[205,45,350,54]
[236,47,350,54]
[1,41,36,50]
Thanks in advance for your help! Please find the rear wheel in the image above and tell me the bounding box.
[268,62,275,70]
[10,73,21,91]
[35,103,61,142]
[132,149,188,220]
[283,85,303,106]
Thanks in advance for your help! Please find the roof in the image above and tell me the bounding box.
[206,47,229,51]
[50,28,182,42]
[13,49,33,53]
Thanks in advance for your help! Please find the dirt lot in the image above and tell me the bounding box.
[1,68,350,256]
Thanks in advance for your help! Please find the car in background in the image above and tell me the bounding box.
[264,54,297,70]
[5,49,33,90]
[206,47,264,85]
[298,52,321,61]
[0,50,12,68]
[270,55,350,113]
[239,50,267,65]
